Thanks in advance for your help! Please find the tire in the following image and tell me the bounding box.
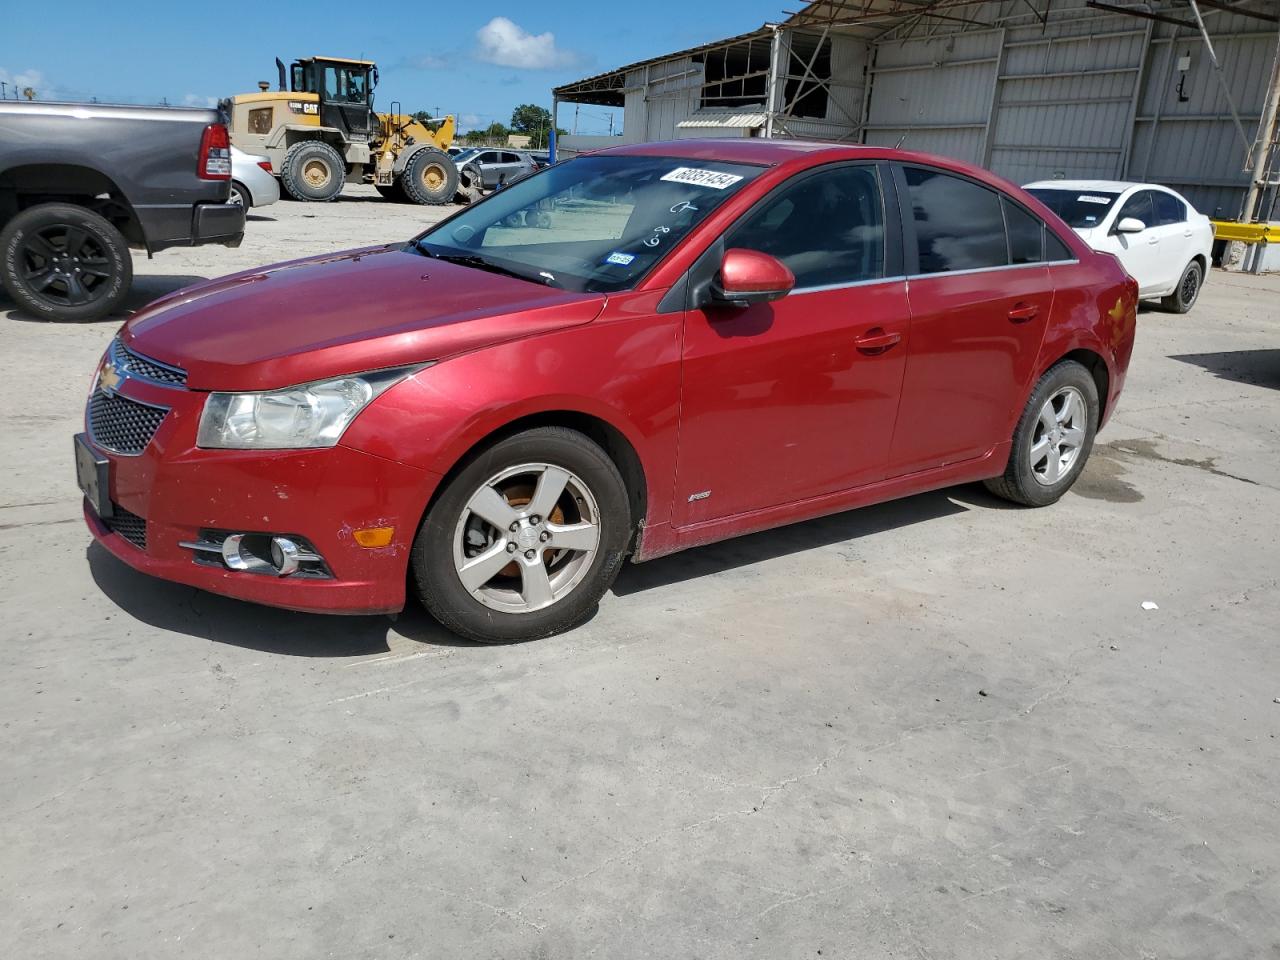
[400,148,460,206]
[1160,260,1202,314]
[0,203,132,322]
[983,360,1099,507]
[279,141,345,202]
[411,427,632,643]
[229,180,252,208]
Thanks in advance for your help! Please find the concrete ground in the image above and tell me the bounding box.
[3,186,1278,959]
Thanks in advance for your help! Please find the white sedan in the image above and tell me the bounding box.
[229,146,280,210]
[1024,180,1213,313]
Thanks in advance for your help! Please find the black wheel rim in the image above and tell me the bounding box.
[19,224,114,307]
[1181,267,1199,305]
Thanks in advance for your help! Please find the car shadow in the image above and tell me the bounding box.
[246,214,277,222]
[1170,349,1280,391]
[86,541,478,657]
[1,275,210,323]
[612,486,976,596]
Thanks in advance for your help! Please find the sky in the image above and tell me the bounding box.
[0,0,786,135]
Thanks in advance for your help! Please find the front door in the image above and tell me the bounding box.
[676,163,910,525]
[319,62,372,141]
[888,165,1053,477]
[1107,190,1163,296]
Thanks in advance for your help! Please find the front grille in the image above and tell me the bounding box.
[110,337,187,386]
[88,391,168,455]
[106,505,147,550]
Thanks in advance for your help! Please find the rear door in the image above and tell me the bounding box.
[887,164,1053,477]
[676,162,911,524]
[1151,190,1193,292]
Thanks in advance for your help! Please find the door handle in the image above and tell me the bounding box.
[1147,235,1160,245]
[854,328,902,355]
[1008,302,1039,323]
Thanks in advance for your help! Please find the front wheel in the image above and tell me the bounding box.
[984,360,1099,507]
[412,427,632,643]
[1161,260,1202,314]
[400,148,460,205]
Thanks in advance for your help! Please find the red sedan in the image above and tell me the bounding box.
[76,140,1137,642]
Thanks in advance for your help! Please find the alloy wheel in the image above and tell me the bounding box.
[452,463,601,613]
[1029,386,1087,485]
[18,224,115,307]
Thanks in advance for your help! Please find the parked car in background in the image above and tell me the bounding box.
[0,100,244,322]
[454,148,541,201]
[1024,180,1212,313]
[78,140,1137,642]
[229,147,280,209]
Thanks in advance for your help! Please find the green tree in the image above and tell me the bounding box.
[410,110,432,124]
[510,104,553,148]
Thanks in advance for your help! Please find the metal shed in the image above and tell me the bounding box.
[552,0,1280,221]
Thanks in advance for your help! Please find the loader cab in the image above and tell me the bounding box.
[290,57,377,142]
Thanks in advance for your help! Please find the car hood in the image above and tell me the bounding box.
[122,244,605,391]
[1071,226,1100,243]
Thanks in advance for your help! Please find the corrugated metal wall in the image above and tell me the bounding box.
[859,1,1278,216]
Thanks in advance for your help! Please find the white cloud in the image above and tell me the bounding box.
[0,67,52,99]
[183,93,219,108]
[474,17,577,70]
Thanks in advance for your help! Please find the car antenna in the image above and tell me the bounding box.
[894,132,908,149]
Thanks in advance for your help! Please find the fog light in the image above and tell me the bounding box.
[269,536,301,576]
[353,526,395,548]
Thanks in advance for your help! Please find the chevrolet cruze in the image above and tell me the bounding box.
[77,140,1138,642]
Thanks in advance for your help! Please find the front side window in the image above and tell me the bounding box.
[904,166,1006,273]
[415,155,762,293]
[1115,191,1155,230]
[1154,191,1186,226]
[725,165,885,288]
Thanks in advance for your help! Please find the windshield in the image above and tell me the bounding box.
[453,148,479,163]
[1027,188,1120,229]
[415,155,763,293]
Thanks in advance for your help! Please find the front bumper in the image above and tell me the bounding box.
[81,372,438,615]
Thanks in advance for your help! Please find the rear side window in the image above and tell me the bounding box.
[727,164,885,288]
[1154,191,1186,226]
[1046,230,1074,262]
[1003,198,1044,264]
[1116,191,1155,229]
[903,167,1006,273]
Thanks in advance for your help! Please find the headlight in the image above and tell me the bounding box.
[196,366,425,450]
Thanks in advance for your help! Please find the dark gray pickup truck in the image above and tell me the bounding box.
[0,101,245,321]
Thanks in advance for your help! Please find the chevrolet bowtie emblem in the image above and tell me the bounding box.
[98,360,123,394]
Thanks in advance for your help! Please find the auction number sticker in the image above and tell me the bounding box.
[604,251,636,266]
[660,167,744,190]
[1077,194,1112,204]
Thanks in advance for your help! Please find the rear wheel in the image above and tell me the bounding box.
[229,180,252,207]
[1160,260,1202,314]
[984,360,1099,507]
[400,148,459,205]
[0,203,131,322]
[412,427,632,643]
[279,141,345,202]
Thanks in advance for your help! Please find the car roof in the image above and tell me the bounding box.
[1023,179,1180,194]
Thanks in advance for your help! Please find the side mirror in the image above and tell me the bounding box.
[711,248,795,308]
[1115,217,1146,234]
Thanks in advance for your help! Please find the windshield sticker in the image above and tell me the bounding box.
[660,167,744,190]
[604,251,636,266]
[1077,195,1112,204]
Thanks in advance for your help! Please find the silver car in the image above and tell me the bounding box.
[230,146,280,209]
[454,148,540,201]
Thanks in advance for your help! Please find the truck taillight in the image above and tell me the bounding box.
[198,123,232,180]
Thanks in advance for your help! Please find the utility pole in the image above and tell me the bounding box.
[1241,26,1280,222]
[573,104,579,136]
[608,113,614,136]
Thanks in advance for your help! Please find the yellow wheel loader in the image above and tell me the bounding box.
[227,56,458,204]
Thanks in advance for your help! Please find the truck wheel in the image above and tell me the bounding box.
[280,141,345,202]
[400,148,459,205]
[0,203,132,322]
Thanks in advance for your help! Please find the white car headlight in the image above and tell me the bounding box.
[196,366,425,450]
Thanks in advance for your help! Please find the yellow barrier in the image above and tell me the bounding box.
[1211,220,1278,244]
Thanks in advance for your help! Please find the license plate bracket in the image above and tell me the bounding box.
[74,433,113,519]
